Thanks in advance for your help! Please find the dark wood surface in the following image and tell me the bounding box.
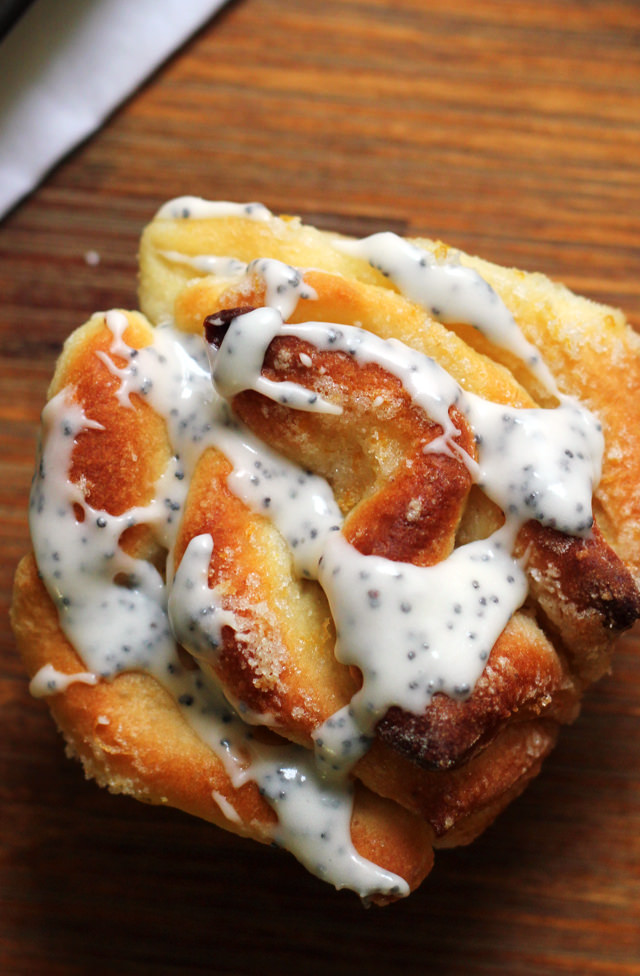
[2,1,640,973]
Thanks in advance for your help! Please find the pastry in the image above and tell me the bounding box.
[11,198,640,903]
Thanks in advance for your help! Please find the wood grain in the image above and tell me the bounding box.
[1,1,639,973]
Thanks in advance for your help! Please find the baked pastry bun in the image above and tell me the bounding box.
[11,198,640,902]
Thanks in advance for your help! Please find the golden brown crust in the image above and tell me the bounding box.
[174,446,355,741]
[233,337,475,563]
[12,553,434,900]
[517,521,640,680]
[50,312,170,516]
[358,718,559,844]
[12,553,274,837]
[411,242,640,577]
[375,613,578,770]
[193,271,636,776]
[11,205,640,900]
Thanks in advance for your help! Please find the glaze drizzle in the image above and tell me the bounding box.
[28,200,604,899]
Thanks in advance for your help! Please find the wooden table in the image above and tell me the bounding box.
[2,1,639,973]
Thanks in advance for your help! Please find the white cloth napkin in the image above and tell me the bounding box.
[0,0,228,220]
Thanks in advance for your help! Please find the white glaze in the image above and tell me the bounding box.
[168,533,241,665]
[28,205,605,899]
[211,790,242,825]
[29,325,406,900]
[246,257,318,321]
[211,295,601,538]
[313,524,527,773]
[160,250,248,278]
[208,294,601,775]
[155,197,273,222]
[29,663,98,698]
[336,231,558,393]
